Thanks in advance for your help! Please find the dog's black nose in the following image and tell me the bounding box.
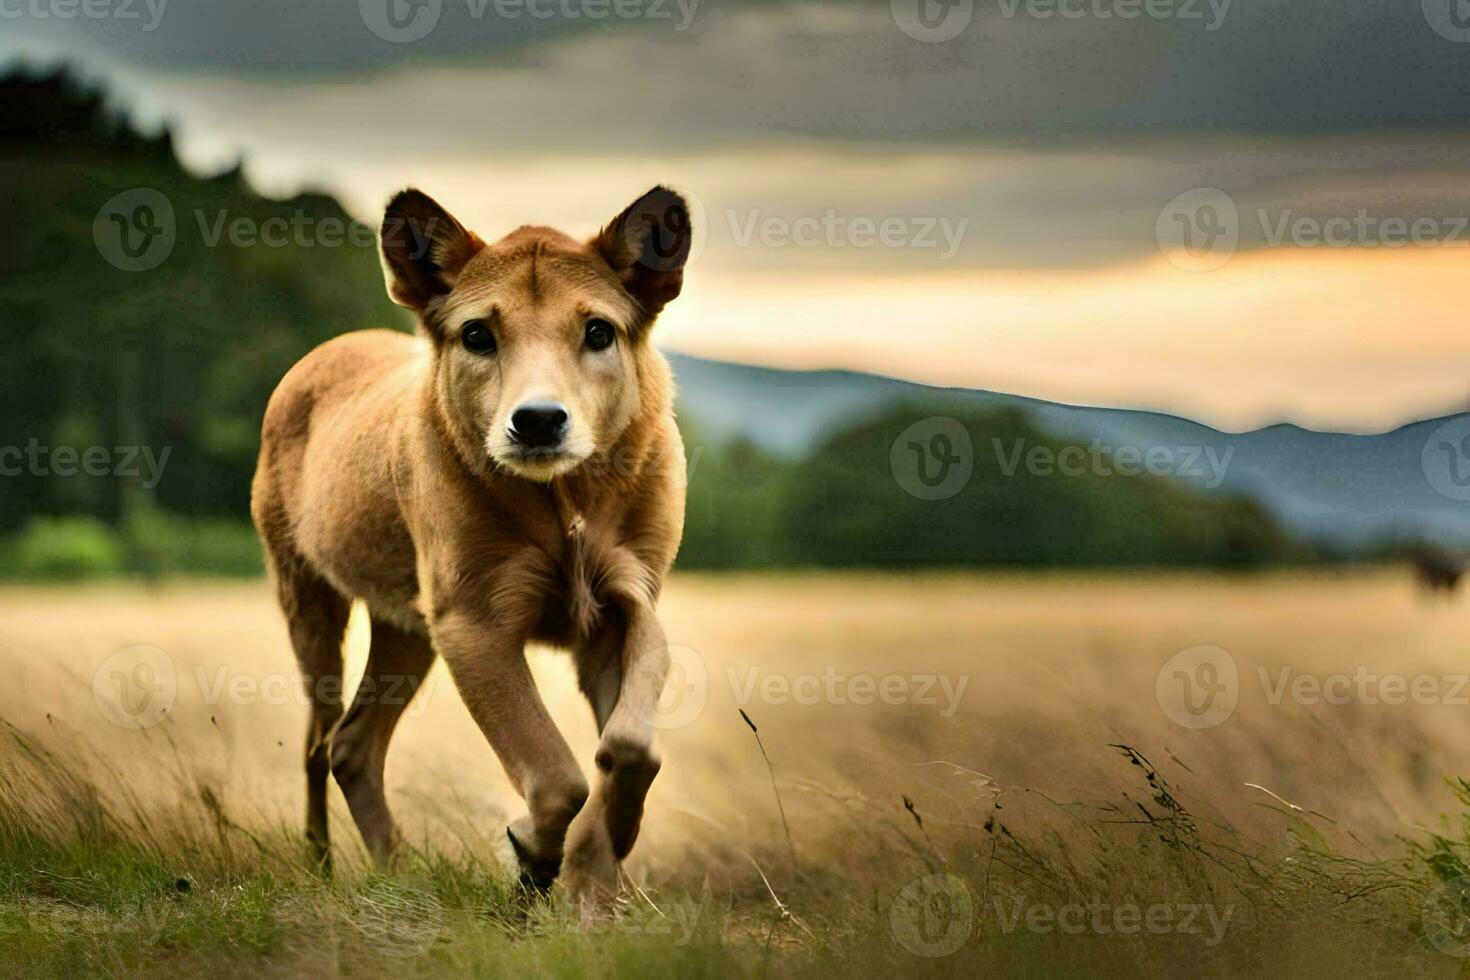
[510,403,569,450]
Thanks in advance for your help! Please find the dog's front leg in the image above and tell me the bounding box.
[563,600,669,901]
[431,607,589,888]
[596,602,669,857]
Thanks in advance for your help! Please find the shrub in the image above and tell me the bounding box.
[122,509,263,578]
[6,516,126,581]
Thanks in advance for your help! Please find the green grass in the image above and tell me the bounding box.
[0,850,738,979]
[1,724,1462,979]
[0,728,793,979]
[0,805,754,979]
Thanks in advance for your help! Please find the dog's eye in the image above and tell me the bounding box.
[583,319,615,352]
[461,320,496,355]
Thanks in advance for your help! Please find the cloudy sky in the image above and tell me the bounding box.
[7,0,1470,430]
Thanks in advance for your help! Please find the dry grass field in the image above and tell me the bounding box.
[3,570,1470,977]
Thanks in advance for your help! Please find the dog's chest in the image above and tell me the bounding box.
[547,512,656,645]
[529,482,656,645]
[563,524,601,640]
[548,486,600,637]
[528,526,608,646]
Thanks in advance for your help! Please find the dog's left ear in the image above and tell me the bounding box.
[592,186,692,318]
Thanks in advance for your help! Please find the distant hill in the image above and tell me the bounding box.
[673,398,1304,571]
[666,353,1470,549]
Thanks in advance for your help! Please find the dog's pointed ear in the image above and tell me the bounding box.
[379,189,484,313]
[592,186,692,317]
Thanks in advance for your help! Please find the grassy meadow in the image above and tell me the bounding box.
[3,571,1470,977]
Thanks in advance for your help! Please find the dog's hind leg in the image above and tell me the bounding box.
[272,561,351,869]
[330,616,436,866]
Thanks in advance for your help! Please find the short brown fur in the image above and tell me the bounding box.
[250,187,693,901]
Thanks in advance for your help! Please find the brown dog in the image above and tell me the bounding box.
[250,187,691,899]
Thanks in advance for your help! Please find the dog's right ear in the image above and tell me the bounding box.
[379,189,484,313]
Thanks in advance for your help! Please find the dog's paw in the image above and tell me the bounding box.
[594,736,661,858]
[506,818,562,893]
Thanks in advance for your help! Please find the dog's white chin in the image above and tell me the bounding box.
[494,452,583,482]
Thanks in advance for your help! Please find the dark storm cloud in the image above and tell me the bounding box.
[9,0,1470,277]
[10,0,1470,137]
